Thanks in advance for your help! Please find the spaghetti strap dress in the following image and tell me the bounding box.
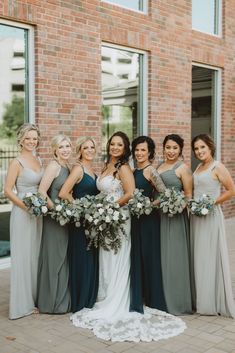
[9,157,43,319]
[190,161,235,318]
[37,165,70,313]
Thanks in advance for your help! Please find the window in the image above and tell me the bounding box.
[102,0,146,12]
[101,45,147,153]
[0,20,34,263]
[191,65,221,169]
[192,0,221,35]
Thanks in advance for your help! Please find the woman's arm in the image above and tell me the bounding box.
[38,161,61,209]
[117,164,135,206]
[214,163,235,204]
[178,164,192,199]
[4,159,27,210]
[58,164,83,202]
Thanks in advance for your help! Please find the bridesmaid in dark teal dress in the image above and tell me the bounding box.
[59,137,99,313]
[130,136,167,313]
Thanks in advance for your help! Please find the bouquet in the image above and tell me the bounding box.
[128,188,153,218]
[188,194,214,216]
[83,193,127,254]
[50,199,75,226]
[22,192,48,216]
[157,187,187,217]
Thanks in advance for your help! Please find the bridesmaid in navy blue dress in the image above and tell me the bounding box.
[130,136,167,313]
[59,137,99,312]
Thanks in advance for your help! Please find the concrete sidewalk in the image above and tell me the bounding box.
[0,218,235,353]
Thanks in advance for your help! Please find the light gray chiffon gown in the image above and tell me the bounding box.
[191,161,235,318]
[9,157,43,319]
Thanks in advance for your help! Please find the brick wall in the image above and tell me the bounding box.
[1,0,235,217]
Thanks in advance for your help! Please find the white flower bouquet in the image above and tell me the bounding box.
[83,193,127,254]
[127,188,153,218]
[188,194,214,216]
[157,187,187,217]
[22,192,48,216]
[50,199,74,226]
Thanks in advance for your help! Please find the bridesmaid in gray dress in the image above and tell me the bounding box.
[157,134,193,315]
[37,134,72,313]
[4,123,43,319]
[191,134,235,318]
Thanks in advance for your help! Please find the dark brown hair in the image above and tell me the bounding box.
[163,134,184,156]
[191,134,216,157]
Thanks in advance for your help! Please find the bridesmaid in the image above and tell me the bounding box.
[157,134,193,315]
[37,134,72,313]
[130,136,167,313]
[59,137,99,313]
[4,123,43,319]
[191,134,235,317]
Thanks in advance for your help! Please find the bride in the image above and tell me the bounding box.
[70,131,186,342]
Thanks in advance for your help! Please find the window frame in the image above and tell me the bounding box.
[191,62,222,160]
[101,0,148,14]
[101,42,148,139]
[0,19,35,123]
[192,0,222,37]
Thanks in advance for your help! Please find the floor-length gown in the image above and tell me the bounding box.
[37,165,70,313]
[158,161,193,315]
[70,175,186,342]
[9,157,43,319]
[190,161,235,318]
[69,172,99,313]
[130,168,167,313]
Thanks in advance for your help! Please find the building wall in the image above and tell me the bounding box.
[0,0,235,217]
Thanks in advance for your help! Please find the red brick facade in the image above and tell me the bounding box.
[0,0,235,217]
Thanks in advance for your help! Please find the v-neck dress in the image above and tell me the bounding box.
[68,172,99,312]
[9,157,43,319]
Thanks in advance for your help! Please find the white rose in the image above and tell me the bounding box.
[41,206,48,214]
[66,210,72,216]
[113,211,120,218]
[60,219,67,226]
[137,202,143,209]
[55,204,62,212]
[94,219,99,225]
[105,216,111,223]
[99,225,103,231]
[85,229,90,235]
[88,216,93,222]
[98,208,104,215]
[191,206,196,211]
[75,221,81,227]
[201,208,209,215]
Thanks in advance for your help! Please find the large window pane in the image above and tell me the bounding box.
[102,0,144,12]
[192,0,220,35]
[0,22,30,259]
[191,65,220,169]
[102,46,144,153]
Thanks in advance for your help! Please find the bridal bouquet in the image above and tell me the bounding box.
[157,187,187,217]
[83,193,127,254]
[128,188,153,218]
[22,192,48,216]
[50,199,75,226]
[188,194,214,216]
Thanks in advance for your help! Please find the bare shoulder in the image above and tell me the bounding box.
[214,161,229,175]
[178,162,192,175]
[119,163,133,176]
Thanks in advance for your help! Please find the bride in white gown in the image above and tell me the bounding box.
[71,131,186,342]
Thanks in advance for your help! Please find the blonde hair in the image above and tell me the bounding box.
[75,136,96,160]
[17,123,41,149]
[51,134,72,160]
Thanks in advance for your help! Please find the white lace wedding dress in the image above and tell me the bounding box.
[70,175,186,342]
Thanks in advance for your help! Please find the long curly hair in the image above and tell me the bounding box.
[105,131,131,177]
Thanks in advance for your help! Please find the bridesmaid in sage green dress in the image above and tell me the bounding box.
[191,134,235,318]
[59,137,99,313]
[37,134,72,313]
[130,136,167,313]
[157,134,193,315]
